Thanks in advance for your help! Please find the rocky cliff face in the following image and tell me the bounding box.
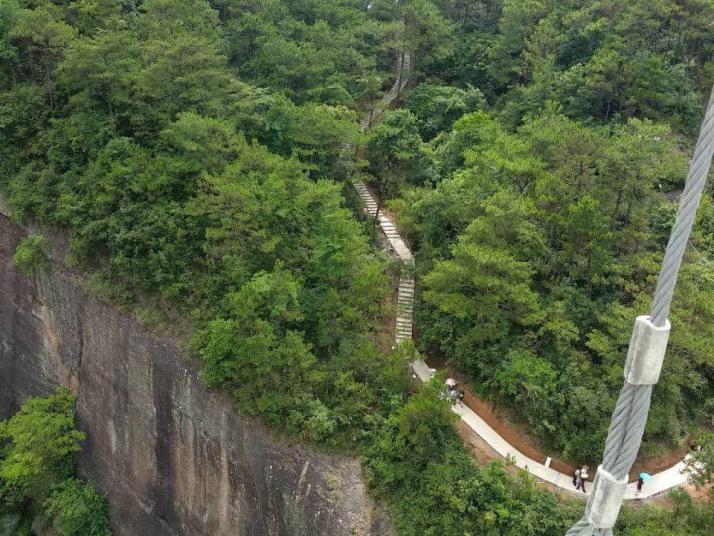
[0,208,389,536]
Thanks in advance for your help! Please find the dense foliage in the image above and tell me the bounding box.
[0,389,111,536]
[43,479,112,536]
[391,108,714,461]
[431,0,714,134]
[364,381,581,536]
[2,1,714,535]
[11,234,48,277]
[0,0,414,447]
[367,1,714,463]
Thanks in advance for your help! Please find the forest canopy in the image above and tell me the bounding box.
[367,0,714,462]
[2,1,714,535]
[0,0,414,447]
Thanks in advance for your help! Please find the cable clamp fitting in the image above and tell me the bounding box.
[623,315,671,385]
[584,466,628,529]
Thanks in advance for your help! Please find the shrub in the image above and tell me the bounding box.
[12,234,48,277]
[43,479,111,536]
[0,388,84,507]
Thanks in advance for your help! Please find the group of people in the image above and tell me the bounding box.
[445,379,465,405]
[439,378,653,497]
[573,466,647,495]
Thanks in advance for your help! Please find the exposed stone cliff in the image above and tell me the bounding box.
[0,207,389,536]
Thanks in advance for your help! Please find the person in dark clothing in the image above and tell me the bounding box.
[576,477,586,492]
[575,466,588,492]
[637,477,644,493]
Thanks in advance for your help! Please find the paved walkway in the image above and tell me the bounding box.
[412,361,690,499]
[353,52,691,500]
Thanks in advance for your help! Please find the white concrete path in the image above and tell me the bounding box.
[411,361,690,499]
[353,51,692,500]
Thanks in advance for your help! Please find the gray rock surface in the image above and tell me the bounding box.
[0,209,389,536]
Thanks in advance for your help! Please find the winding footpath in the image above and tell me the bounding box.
[353,52,692,500]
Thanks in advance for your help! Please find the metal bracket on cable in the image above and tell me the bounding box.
[566,84,714,536]
[623,316,671,385]
[584,466,629,529]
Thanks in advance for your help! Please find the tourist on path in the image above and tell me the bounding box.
[575,466,588,492]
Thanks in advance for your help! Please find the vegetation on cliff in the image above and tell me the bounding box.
[11,235,48,277]
[0,389,112,536]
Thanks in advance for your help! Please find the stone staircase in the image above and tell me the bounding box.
[395,277,414,345]
[352,51,414,348]
[352,179,415,346]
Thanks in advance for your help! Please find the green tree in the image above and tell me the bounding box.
[12,234,48,277]
[562,195,613,293]
[0,388,84,507]
[262,96,359,179]
[43,479,112,536]
[365,109,434,197]
[9,2,78,106]
[0,0,19,83]
[421,191,544,356]
[405,83,485,140]
[364,379,458,493]
[493,349,559,436]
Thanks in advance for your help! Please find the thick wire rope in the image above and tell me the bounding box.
[566,85,714,536]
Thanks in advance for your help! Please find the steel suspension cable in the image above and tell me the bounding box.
[566,85,714,535]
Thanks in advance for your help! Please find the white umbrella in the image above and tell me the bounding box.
[445,378,457,387]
